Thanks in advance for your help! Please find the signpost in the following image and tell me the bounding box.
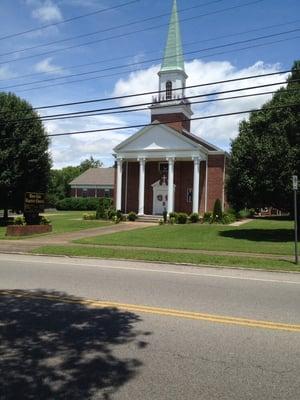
[292,176,298,265]
[24,192,45,213]
[24,192,45,225]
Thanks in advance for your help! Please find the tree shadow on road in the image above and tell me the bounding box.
[0,290,150,400]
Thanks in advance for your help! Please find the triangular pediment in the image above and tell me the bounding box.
[114,123,200,153]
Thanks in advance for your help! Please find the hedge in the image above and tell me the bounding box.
[56,197,100,211]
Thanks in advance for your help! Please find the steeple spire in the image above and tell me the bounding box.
[161,0,185,72]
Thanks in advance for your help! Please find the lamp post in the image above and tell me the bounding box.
[292,176,298,265]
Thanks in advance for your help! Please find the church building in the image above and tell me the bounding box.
[114,0,228,216]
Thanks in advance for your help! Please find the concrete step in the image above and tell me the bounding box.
[137,215,162,223]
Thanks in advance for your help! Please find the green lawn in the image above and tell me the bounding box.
[32,245,300,272]
[0,211,110,239]
[76,219,296,256]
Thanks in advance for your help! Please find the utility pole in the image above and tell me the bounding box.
[292,176,298,265]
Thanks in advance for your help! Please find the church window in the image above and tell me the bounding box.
[166,81,172,100]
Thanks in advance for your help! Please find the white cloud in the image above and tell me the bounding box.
[44,113,130,168]
[112,59,287,151]
[0,66,16,80]
[31,0,63,23]
[34,57,65,74]
[47,58,288,169]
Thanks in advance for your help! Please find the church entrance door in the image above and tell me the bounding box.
[153,184,168,215]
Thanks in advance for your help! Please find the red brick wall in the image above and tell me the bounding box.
[124,161,208,215]
[199,160,206,214]
[122,162,139,213]
[151,113,190,132]
[207,154,225,211]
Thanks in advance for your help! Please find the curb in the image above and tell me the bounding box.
[1,249,299,275]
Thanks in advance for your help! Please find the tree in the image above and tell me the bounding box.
[47,157,104,205]
[227,61,300,218]
[0,93,51,219]
[79,156,103,172]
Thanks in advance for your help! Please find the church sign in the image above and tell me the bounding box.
[24,192,45,213]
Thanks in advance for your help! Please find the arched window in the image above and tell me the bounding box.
[166,81,172,100]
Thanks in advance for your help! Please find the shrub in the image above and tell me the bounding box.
[13,216,26,225]
[213,199,223,222]
[237,208,256,220]
[189,213,199,223]
[83,213,97,220]
[221,213,236,225]
[163,210,168,223]
[169,216,176,225]
[127,211,137,221]
[203,212,213,223]
[158,219,164,225]
[96,198,113,219]
[168,212,178,223]
[113,215,121,224]
[177,212,188,224]
[116,210,124,221]
[39,216,51,225]
[56,197,99,211]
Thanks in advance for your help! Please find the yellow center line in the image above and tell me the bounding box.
[1,290,299,333]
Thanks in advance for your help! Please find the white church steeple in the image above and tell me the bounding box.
[151,0,193,132]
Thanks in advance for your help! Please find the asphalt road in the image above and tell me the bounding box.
[0,254,299,400]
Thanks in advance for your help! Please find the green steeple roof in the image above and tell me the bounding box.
[161,0,185,72]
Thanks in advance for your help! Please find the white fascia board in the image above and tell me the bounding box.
[118,150,207,161]
[70,184,114,189]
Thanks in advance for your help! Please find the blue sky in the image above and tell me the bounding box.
[0,0,299,168]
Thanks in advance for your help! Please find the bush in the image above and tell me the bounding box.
[96,198,113,219]
[127,211,137,221]
[83,213,97,220]
[39,216,51,225]
[13,216,26,225]
[189,213,199,223]
[213,199,223,222]
[163,210,168,224]
[56,197,99,211]
[237,208,256,220]
[221,213,236,225]
[169,216,176,225]
[177,213,188,224]
[158,219,164,225]
[203,212,213,223]
[116,210,123,221]
[168,212,178,220]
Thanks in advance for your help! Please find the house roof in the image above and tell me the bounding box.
[70,168,114,186]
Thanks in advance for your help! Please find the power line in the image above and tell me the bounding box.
[0,0,224,58]
[0,0,265,65]
[1,28,299,91]
[0,0,139,42]
[1,17,298,83]
[38,89,300,122]
[7,82,297,123]
[30,69,294,110]
[6,35,299,94]
[46,103,300,137]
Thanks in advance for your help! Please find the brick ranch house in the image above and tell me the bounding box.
[113,0,229,216]
[70,168,114,198]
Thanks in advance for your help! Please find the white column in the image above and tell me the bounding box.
[193,157,201,213]
[167,157,175,214]
[116,158,123,211]
[138,158,146,215]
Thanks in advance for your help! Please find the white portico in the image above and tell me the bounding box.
[114,123,208,215]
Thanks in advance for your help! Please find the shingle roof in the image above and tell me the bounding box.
[70,168,114,186]
[181,130,224,152]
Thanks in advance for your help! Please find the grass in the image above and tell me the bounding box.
[32,245,300,272]
[75,219,296,256]
[0,211,110,239]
